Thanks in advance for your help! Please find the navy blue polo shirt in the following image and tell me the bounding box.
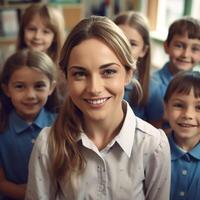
[168,133,200,200]
[145,62,173,121]
[0,108,56,185]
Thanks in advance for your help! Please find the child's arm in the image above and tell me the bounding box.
[0,168,26,199]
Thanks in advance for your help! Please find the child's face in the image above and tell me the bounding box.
[165,89,200,149]
[118,24,148,60]
[3,66,55,122]
[164,33,200,74]
[67,38,132,123]
[24,14,55,53]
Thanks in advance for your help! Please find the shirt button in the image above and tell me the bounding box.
[182,170,187,175]
[99,185,104,192]
[179,191,185,196]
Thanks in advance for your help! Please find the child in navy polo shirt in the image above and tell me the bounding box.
[164,71,200,200]
[0,49,60,199]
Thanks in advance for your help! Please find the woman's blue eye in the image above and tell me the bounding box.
[103,69,117,76]
[72,71,87,80]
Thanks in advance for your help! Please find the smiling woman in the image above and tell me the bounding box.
[25,15,171,200]
[67,38,131,124]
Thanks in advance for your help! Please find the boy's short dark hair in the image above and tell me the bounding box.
[166,16,200,45]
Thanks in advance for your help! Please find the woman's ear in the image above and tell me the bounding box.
[48,80,57,95]
[125,69,133,86]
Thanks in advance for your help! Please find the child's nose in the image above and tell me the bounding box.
[181,47,191,58]
[34,30,42,39]
[182,107,194,119]
[26,88,36,98]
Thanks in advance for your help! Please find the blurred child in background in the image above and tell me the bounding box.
[17,4,67,100]
[114,11,151,120]
[17,3,65,65]
[0,49,60,200]
[146,16,200,128]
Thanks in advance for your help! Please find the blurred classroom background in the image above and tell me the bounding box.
[0,0,200,70]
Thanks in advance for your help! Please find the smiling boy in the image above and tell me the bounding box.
[145,16,200,128]
[164,71,200,200]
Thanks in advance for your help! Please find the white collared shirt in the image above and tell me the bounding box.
[25,102,171,200]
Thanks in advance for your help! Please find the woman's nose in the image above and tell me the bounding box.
[87,75,103,95]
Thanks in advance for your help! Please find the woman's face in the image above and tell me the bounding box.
[66,38,132,122]
[118,24,147,60]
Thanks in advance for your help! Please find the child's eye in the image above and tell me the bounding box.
[102,69,117,77]
[34,83,47,90]
[195,105,200,112]
[174,43,184,49]
[43,29,53,34]
[173,102,183,108]
[192,46,200,52]
[26,26,36,32]
[14,84,24,89]
[130,41,137,47]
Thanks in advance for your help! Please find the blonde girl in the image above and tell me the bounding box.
[17,3,67,101]
[17,3,65,65]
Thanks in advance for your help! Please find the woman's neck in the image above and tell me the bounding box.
[83,106,125,150]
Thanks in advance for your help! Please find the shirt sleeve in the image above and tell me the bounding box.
[25,128,58,200]
[144,129,171,200]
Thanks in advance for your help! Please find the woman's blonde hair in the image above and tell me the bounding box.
[49,15,141,181]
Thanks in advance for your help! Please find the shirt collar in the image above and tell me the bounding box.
[79,101,136,158]
[114,101,136,157]
[10,108,49,134]
[169,133,200,160]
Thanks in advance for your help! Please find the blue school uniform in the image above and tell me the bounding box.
[0,108,56,200]
[145,62,173,122]
[168,133,200,200]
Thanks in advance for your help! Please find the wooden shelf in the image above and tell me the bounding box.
[0,36,16,44]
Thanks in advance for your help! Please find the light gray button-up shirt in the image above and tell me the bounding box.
[26,102,171,200]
